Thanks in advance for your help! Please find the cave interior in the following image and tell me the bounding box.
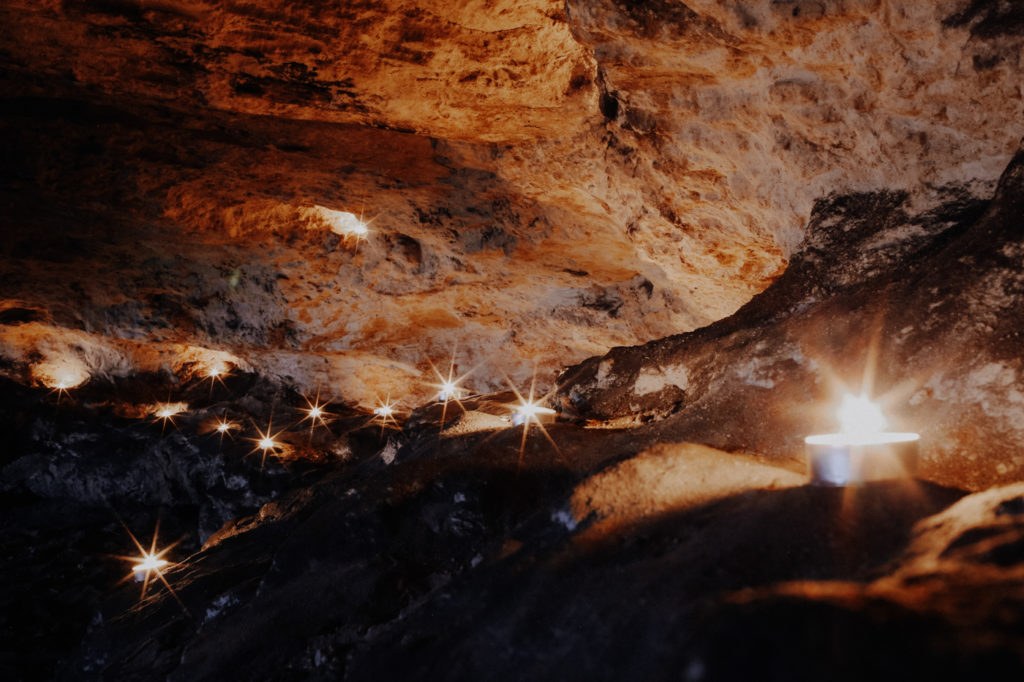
[2,1,1024,680]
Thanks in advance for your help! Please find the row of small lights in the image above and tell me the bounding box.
[49,357,557,593]
[49,211,558,601]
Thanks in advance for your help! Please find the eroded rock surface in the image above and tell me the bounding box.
[1,1,1022,405]
[558,140,1024,490]
[2,1,1024,680]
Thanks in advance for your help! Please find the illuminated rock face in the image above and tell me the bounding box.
[1,1,1022,408]
[558,141,1024,490]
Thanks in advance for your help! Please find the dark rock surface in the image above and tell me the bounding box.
[5,364,1024,680]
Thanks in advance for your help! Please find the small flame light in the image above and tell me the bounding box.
[511,400,556,426]
[437,380,463,403]
[152,402,187,431]
[328,210,371,245]
[805,393,919,486]
[371,397,400,428]
[132,554,170,582]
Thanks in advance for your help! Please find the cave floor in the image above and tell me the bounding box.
[3,376,1024,681]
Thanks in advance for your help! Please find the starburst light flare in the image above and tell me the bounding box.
[505,372,563,470]
[248,421,286,470]
[371,396,400,429]
[299,390,332,435]
[210,414,238,443]
[153,402,187,433]
[328,208,375,248]
[428,354,475,429]
[132,554,169,582]
[114,519,186,610]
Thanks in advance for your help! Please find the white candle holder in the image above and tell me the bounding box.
[804,432,919,486]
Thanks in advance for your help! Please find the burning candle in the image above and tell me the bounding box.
[132,554,169,582]
[804,393,919,486]
[511,400,556,426]
[437,380,463,403]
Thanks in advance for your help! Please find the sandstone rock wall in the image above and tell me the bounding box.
[1,0,1021,409]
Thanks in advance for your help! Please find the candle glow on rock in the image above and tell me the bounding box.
[511,399,556,426]
[115,520,186,608]
[152,402,188,432]
[132,554,169,582]
[248,422,287,469]
[299,391,332,434]
[837,393,887,438]
[327,209,372,246]
[805,391,920,485]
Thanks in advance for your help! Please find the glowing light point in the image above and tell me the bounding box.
[371,397,400,428]
[328,210,372,245]
[153,402,186,432]
[116,521,186,611]
[511,400,556,426]
[132,554,169,582]
[299,393,332,433]
[217,422,231,433]
[805,391,919,486]
[438,380,463,402]
[248,422,287,469]
[837,392,887,436]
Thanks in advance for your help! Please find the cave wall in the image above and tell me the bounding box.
[557,140,1024,490]
[1,0,1022,410]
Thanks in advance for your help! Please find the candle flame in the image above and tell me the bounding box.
[325,208,373,247]
[132,553,169,578]
[371,396,400,429]
[115,518,187,612]
[504,374,564,471]
[299,391,332,432]
[152,401,187,432]
[837,393,886,435]
[248,421,287,469]
[513,400,555,422]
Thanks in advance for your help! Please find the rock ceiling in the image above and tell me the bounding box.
[1,0,1022,406]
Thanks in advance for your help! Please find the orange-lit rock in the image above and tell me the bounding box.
[2,1,1022,406]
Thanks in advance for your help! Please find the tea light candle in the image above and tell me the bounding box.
[805,393,919,486]
[511,400,556,426]
[132,554,169,582]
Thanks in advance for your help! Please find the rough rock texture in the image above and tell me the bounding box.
[1,0,1022,404]
[9,375,1022,681]
[3,1,1024,680]
[558,140,1024,491]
